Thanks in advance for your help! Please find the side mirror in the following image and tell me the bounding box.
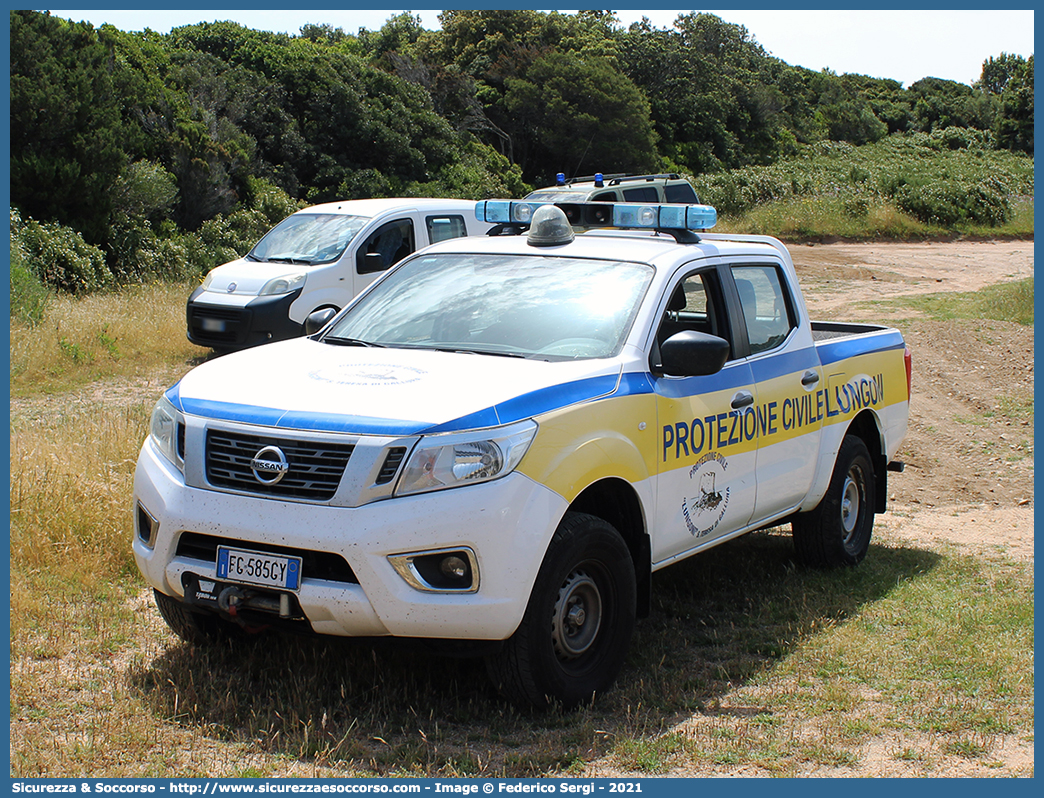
[659,330,730,377]
[304,307,338,336]
[358,251,386,274]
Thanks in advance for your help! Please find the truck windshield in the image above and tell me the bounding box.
[322,254,654,361]
[248,214,369,265]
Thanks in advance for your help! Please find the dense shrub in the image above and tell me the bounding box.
[926,126,993,151]
[894,177,1011,226]
[13,207,113,293]
[9,210,52,327]
[693,132,1032,227]
[180,180,303,278]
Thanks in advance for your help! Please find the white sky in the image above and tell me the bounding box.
[49,8,1034,88]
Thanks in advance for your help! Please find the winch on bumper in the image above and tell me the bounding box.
[132,437,564,641]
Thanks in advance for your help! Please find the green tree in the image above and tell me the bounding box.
[10,11,129,244]
[979,52,1028,95]
[169,22,463,202]
[424,10,626,176]
[908,77,985,131]
[620,13,785,173]
[502,51,657,182]
[993,55,1033,153]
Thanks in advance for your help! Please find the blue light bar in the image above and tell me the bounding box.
[475,200,717,232]
[475,200,539,224]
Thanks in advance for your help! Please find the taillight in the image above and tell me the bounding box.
[904,345,912,399]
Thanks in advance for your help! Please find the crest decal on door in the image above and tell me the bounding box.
[682,452,730,538]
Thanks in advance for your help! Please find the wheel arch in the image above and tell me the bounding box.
[805,408,889,514]
[844,409,888,514]
[567,477,651,619]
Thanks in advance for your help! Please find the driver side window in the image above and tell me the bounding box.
[652,270,731,369]
[357,219,415,274]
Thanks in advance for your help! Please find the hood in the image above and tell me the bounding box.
[203,258,308,296]
[169,338,628,437]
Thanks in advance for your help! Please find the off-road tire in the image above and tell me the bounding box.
[154,589,239,644]
[485,512,637,709]
[792,435,876,567]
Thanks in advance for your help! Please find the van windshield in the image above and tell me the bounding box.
[248,214,369,265]
[322,253,654,361]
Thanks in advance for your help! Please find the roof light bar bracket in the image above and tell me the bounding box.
[485,223,529,237]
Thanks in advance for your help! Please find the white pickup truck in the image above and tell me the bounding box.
[135,199,910,708]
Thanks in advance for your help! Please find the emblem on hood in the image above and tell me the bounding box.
[227,282,237,293]
[250,445,289,485]
[309,363,426,387]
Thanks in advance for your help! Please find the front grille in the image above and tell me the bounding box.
[206,429,354,501]
[176,531,358,584]
[188,305,248,345]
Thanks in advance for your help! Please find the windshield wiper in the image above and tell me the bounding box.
[430,346,526,358]
[323,336,386,348]
[266,256,312,265]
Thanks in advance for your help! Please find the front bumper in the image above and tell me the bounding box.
[186,287,303,350]
[133,441,566,641]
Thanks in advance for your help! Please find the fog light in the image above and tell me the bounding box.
[136,502,157,548]
[388,547,479,593]
[440,555,468,580]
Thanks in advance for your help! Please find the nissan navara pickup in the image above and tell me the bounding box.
[135,199,911,708]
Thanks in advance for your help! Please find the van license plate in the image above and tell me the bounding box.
[201,318,226,332]
[216,546,301,591]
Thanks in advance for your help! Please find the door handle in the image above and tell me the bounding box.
[801,370,820,387]
[731,390,754,409]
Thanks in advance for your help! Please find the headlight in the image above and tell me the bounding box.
[200,271,214,290]
[150,395,184,472]
[259,273,306,296]
[396,420,537,497]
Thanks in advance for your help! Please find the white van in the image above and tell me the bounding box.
[187,198,492,350]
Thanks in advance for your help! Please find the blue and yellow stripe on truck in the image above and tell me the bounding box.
[164,330,907,508]
[518,333,908,507]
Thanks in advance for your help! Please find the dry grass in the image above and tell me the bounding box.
[10,281,207,397]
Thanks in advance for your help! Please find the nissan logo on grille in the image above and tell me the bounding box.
[250,445,290,485]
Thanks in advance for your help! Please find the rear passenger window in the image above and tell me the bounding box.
[622,186,659,202]
[732,265,796,355]
[664,183,698,203]
[591,191,617,202]
[426,215,467,244]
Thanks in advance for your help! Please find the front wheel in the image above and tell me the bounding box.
[154,589,241,645]
[792,435,876,567]
[485,513,637,709]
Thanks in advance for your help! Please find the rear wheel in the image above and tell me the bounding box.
[486,513,636,709]
[792,435,876,566]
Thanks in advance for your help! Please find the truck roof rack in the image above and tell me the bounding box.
[562,172,682,186]
[606,173,682,186]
